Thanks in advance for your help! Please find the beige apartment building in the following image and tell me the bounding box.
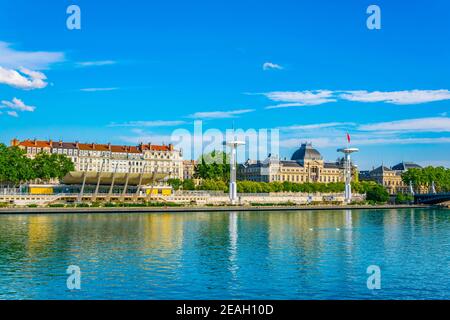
[11,139,184,180]
[182,160,197,180]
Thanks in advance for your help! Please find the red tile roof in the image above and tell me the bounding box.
[12,139,176,154]
[15,140,51,148]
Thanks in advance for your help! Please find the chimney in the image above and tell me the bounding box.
[169,144,174,151]
[59,140,63,147]
[75,141,79,148]
[10,138,20,147]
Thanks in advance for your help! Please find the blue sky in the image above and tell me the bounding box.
[0,0,449,169]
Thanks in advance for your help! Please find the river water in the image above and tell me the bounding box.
[0,208,449,300]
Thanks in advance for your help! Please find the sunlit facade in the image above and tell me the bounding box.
[11,139,184,180]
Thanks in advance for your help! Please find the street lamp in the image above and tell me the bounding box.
[337,147,359,203]
[224,140,245,204]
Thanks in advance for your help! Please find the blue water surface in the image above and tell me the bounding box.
[0,209,449,300]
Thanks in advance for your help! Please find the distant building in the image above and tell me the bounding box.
[183,160,197,180]
[11,139,184,180]
[238,143,356,184]
[359,162,422,194]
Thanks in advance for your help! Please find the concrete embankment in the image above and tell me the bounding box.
[0,204,434,215]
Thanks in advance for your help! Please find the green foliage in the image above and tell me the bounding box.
[32,152,75,182]
[250,201,297,207]
[366,184,390,203]
[182,179,196,190]
[103,202,182,208]
[167,178,182,191]
[402,166,450,192]
[0,144,34,184]
[49,203,66,208]
[197,179,228,191]
[195,150,230,181]
[351,181,379,194]
[193,180,391,199]
[0,144,74,186]
[395,193,414,204]
[76,203,90,207]
[236,181,346,193]
[168,178,197,191]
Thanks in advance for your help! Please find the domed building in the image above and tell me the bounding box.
[238,143,356,184]
[291,143,323,163]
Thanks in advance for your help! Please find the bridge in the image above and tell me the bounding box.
[415,193,450,205]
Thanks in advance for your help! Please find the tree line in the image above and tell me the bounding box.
[168,178,389,202]
[0,144,75,185]
[402,166,450,192]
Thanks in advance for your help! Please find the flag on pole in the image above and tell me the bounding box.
[346,133,351,144]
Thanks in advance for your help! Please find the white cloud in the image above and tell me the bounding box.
[76,60,117,67]
[263,62,283,71]
[259,89,450,109]
[80,87,118,92]
[0,41,64,70]
[280,136,450,149]
[263,90,336,109]
[0,66,48,90]
[6,111,18,117]
[188,109,255,119]
[340,90,450,105]
[278,122,355,131]
[359,117,450,132]
[1,97,35,112]
[109,120,186,127]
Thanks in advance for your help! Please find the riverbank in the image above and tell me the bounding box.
[0,204,434,214]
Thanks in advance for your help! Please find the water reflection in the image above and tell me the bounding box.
[228,212,238,279]
[0,208,448,299]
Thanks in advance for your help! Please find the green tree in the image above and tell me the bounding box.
[32,152,74,182]
[195,151,230,181]
[167,178,182,191]
[366,184,390,203]
[402,166,450,192]
[198,179,228,191]
[395,192,414,204]
[182,179,196,190]
[0,144,34,185]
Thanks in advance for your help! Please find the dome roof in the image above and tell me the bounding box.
[291,143,322,162]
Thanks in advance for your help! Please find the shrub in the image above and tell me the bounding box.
[395,193,414,204]
[49,203,65,208]
[366,185,390,203]
[76,203,90,208]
